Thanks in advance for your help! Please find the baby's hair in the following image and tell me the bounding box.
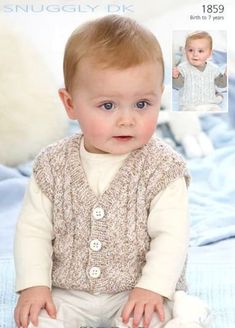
[63,15,164,92]
[185,31,213,49]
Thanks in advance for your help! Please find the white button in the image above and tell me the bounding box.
[92,207,105,220]
[90,239,102,251]
[89,266,101,278]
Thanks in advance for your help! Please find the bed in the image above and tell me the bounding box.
[1,82,235,328]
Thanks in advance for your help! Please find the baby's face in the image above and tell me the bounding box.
[185,38,212,67]
[69,60,163,154]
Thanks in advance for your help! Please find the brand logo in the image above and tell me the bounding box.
[2,4,135,14]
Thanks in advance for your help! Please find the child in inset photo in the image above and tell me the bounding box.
[14,15,211,328]
[172,30,227,112]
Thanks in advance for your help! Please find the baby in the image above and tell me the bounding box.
[172,31,227,111]
[14,15,197,328]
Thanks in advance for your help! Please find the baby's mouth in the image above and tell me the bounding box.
[113,136,133,141]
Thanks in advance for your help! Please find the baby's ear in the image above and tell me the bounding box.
[58,88,76,119]
[208,49,213,59]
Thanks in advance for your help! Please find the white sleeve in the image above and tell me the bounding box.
[178,62,186,78]
[135,177,189,300]
[14,174,53,292]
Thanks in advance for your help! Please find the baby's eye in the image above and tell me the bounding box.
[198,50,204,53]
[101,102,114,110]
[136,101,149,109]
[188,49,193,52]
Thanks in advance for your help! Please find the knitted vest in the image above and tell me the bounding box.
[178,61,220,106]
[33,134,190,294]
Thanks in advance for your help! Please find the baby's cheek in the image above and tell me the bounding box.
[141,119,157,140]
[83,117,106,137]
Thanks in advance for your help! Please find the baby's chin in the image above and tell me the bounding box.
[87,137,151,155]
[98,145,145,156]
[190,60,205,67]
[110,145,147,155]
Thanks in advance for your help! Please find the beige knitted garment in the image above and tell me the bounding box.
[33,134,190,294]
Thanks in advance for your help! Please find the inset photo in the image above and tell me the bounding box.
[172,30,227,112]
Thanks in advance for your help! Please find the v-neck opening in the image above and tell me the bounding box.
[192,62,207,72]
[68,134,149,205]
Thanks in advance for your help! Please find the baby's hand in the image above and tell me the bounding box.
[172,67,180,79]
[121,287,165,328]
[14,286,56,328]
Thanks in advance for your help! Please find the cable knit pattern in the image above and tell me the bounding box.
[33,134,190,294]
[178,61,221,106]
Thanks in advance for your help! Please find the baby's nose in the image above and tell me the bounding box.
[117,109,135,126]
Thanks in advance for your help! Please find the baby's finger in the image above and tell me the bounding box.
[14,306,21,328]
[45,299,57,319]
[155,303,165,322]
[121,300,135,324]
[143,303,154,328]
[19,304,31,328]
[133,303,144,328]
[29,303,42,326]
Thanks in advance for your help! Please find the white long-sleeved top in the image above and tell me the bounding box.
[14,138,189,299]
